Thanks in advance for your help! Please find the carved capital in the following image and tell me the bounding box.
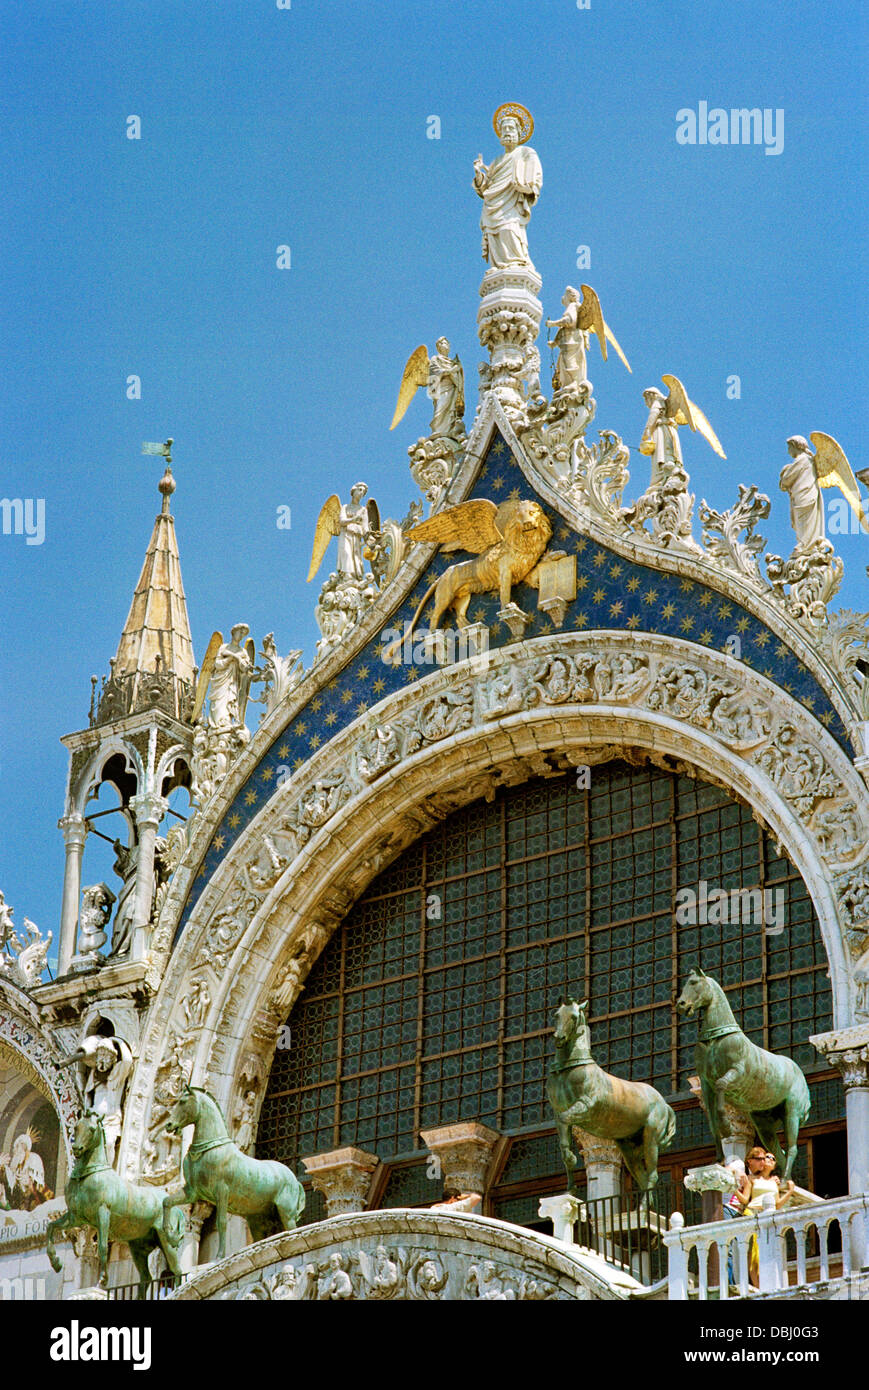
[129,792,169,829]
[58,813,88,849]
[571,1127,622,1171]
[811,1024,869,1090]
[301,1146,380,1216]
[419,1121,501,1197]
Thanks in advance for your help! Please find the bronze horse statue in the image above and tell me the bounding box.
[46,1112,184,1297]
[547,999,676,1193]
[675,967,810,1179]
[162,1085,305,1260]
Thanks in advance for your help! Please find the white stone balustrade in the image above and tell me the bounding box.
[664,1191,869,1300]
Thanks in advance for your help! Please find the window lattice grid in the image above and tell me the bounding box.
[257,764,834,1174]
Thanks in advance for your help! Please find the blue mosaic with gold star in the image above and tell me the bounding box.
[173,431,849,947]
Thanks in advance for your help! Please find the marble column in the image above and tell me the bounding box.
[128,792,168,961]
[573,1128,623,1201]
[419,1121,500,1198]
[57,813,88,975]
[811,1024,869,1195]
[301,1146,380,1217]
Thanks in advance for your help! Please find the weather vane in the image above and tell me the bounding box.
[142,439,176,511]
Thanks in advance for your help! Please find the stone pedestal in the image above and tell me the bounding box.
[67,1285,109,1301]
[538,1192,584,1244]
[572,1129,622,1201]
[811,1024,869,1195]
[301,1146,380,1217]
[477,265,542,424]
[419,1122,500,1198]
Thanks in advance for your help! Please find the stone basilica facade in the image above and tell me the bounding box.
[2,108,868,1302]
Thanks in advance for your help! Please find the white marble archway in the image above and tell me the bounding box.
[119,630,868,1180]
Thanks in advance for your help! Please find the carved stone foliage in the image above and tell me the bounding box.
[408,437,464,511]
[191,722,250,809]
[622,462,702,554]
[699,484,771,589]
[766,537,844,627]
[813,610,869,720]
[520,385,596,481]
[314,572,379,664]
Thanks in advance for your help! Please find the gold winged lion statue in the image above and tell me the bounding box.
[383,497,554,661]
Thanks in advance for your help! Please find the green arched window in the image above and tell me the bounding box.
[258,761,835,1204]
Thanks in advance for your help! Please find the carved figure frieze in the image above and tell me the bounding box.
[228,1246,557,1301]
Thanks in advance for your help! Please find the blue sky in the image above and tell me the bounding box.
[1,0,866,965]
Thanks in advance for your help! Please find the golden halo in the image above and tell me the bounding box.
[493,102,534,144]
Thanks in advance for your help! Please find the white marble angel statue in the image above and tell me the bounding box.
[473,103,542,270]
[780,433,867,550]
[192,624,257,730]
[390,339,465,440]
[307,484,380,585]
[546,284,631,393]
[639,375,726,480]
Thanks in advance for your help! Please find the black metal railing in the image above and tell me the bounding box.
[107,1272,186,1301]
[580,1182,704,1286]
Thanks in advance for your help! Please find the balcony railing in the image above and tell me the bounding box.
[663,1191,869,1300]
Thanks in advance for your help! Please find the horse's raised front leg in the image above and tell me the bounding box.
[715,1065,746,1095]
[162,1182,190,1239]
[96,1204,111,1288]
[46,1209,76,1273]
[555,1116,578,1193]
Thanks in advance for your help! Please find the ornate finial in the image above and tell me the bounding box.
[142,439,175,512]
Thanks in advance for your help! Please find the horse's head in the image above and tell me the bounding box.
[553,997,589,1048]
[72,1111,105,1160]
[164,1085,199,1136]
[675,967,712,1018]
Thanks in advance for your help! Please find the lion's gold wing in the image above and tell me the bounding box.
[577,285,607,362]
[307,494,342,582]
[811,432,868,531]
[407,498,502,554]
[390,345,430,430]
[191,631,223,723]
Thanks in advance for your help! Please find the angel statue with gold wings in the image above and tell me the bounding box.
[307,483,381,585]
[545,284,631,394]
[390,339,465,441]
[192,625,257,730]
[780,433,867,552]
[640,374,726,480]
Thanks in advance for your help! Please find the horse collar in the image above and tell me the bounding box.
[188,1137,233,1158]
[75,1160,112,1178]
[701,1024,741,1043]
[552,1056,596,1072]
